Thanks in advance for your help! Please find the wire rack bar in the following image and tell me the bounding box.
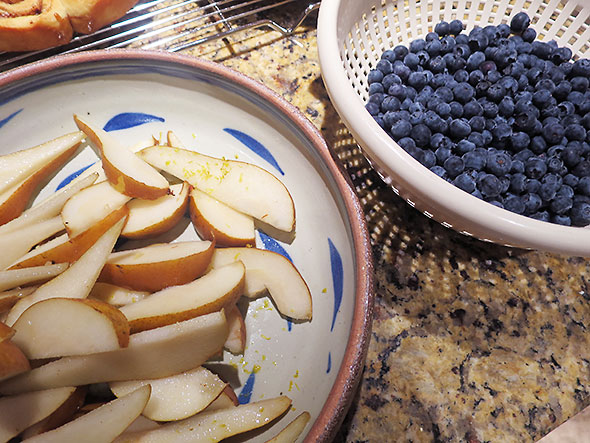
[0,0,320,72]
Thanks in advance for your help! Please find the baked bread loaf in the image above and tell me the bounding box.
[0,0,139,52]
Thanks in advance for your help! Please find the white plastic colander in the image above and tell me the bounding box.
[317,0,590,256]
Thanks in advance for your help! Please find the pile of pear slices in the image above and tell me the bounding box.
[0,115,313,442]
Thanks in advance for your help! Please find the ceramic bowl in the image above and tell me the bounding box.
[0,50,374,442]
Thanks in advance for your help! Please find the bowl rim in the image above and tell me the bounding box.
[0,48,375,442]
[317,0,590,257]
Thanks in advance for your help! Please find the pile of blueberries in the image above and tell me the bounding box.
[366,12,590,227]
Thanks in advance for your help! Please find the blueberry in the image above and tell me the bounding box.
[557,184,575,199]
[525,157,548,179]
[577,176,590,196]
[478,173,503,198]
[398,137,417,151]
[435,86,454,103]
[566,124,586,141]
[456,140,476,155]
[492,122,513,141]
[393,45,409,60]
[482,101,499,119]
[419,149,435,168]
[531,41,553,60]
[381,96,401,113]
[403,53,420,70]
[533,89,552,108]
[479,60,497,75]
[393,62,411,81]
[449,101,464,118]
[426,39,442,57]
[510,132,530,152]
[454,69,469,83]
[469,116,486,132]
[511,159,525,174]
[530,211,550,222]
[572,59,590,77]
[570,76,589,93]
[411,123,432,147]
[487,152,512,176]
[542,122,565,144]
[510,12,531,34]
[390,119,413,139]
[443,155,465,177]
[381,73,401,91]
[368,69,384,84]
[521,27,537,43]
[409,39,426,53]
[454,172,476,192]
[449,20,463,35]
[510,173,528,193]
[463,100,483,118]
[453,82,475,103]
[365,102,380,115]
[430,165,448,178]
[466,51,486,71]
[567,91,585,107]
[463,149,487,169]
[539,178,561,201]
[571,202,590,226]
[434,21,450,36]
[468,132,485,148]
[449,118,472,138]
[440,36,457,53]
[436,102,452,118]
[546,155,564,173]
[408,71,429,90]
[465,73,483,93]
[435,146,452,163]
[468,32,489,52]
[369,83,384,95]
[523,192,543,214]
[376,59,393,75]
[563,173,579,188]
[504,194,526,214]
[573,160,590,177]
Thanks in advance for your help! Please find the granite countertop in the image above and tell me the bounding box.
[178,7,590,443]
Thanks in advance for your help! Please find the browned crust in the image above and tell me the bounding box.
[0,0,138,52]
[0,0,73,52]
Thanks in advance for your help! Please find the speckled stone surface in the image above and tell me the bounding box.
[180,13,590,443]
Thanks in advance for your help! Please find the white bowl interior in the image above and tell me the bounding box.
[0,55,365,442]
[318,0,590,256]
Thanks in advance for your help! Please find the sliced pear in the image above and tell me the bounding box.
[20,387,87,439]
[0,172,98,236]
[225,304,246,354]
[5,217,125,326]
[0,287,37,314]
[10,205,128,269]
[124,416,160,434]
[74,115,169,200]
[61,180,131,237]
[0,263,68,292]
[0,133,85,225]
[0,340,30,381]
[0,322,14,341]
[89,282,149,307]
[0,132,84,194]
[12,298,130,359]
[211,248,312,320]
[139,146,295,232]
[23,385,151,443]
[265,411,311,443]
[0,216,64,270]
[99,240,215,293]
[120,261,244,333]
[203,385,239,411]
[0,310,228,394]
[189,187,255,247]
[0,387,77,442]
[114,396,292,442]
[122,182,189,239]
[110,366,227,422]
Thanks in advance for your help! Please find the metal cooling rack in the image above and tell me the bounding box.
[0,0,320,72]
